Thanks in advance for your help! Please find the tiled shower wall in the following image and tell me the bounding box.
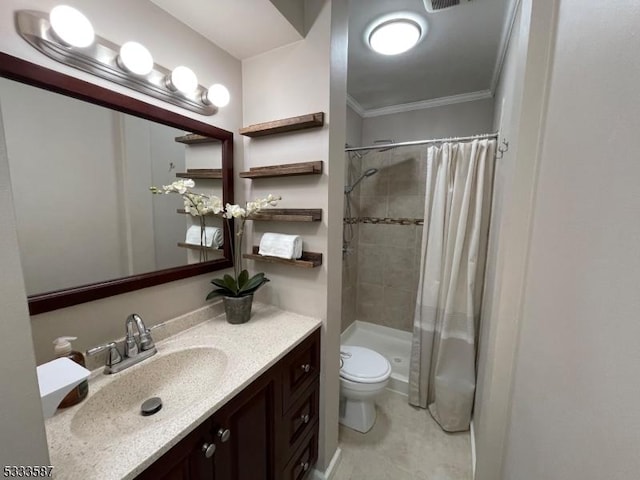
[342,146,427,333]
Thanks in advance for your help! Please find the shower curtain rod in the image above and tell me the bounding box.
[344,132,499,153]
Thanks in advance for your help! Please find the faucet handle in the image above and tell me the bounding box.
[87,341,122,367]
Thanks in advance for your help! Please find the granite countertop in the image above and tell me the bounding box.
[44,303,322,480]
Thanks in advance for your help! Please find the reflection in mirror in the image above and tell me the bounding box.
[0,53,234,315]
[0,77,226,297]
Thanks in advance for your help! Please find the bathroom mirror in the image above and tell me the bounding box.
[0,53,234,315]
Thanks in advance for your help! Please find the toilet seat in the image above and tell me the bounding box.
[340,345,391,384]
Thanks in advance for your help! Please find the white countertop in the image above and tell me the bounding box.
[44,303,322,480]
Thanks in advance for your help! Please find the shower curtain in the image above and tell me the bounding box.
[409,139,495,432]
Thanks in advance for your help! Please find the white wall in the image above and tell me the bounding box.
[502,1,640,479]
[474,0,558,478]
[242,0,345,472]
[361,98,495,146]
[346,104,363,147]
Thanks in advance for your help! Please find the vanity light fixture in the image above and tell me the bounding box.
[15,7,229,115]
[49,5,95,48]
[167,66,198,95]
[366,13,427,56]
[205,84,230,108]
[117,41,154,76]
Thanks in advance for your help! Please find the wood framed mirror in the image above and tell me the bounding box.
[0,52,234,315]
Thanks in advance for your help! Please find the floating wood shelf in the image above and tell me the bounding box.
[243,246,322,268]
[174,133,218,145]
[239,161,322,179]
[177,242,222,252]
[175,169,222,179]
[239,112,324,137]
[248,208,322,222]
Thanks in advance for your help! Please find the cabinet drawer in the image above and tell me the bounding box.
[282,329,320,412]
[283,382,319,453]
[282,428,318,480]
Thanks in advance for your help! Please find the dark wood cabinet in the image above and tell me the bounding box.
[136,422,215,480]
[137,327,320,480]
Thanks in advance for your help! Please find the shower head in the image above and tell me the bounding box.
[344,168,379,194]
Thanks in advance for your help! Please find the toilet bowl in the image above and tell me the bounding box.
[339,345,392,433]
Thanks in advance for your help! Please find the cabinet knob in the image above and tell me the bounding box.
[300,413,310,424]
[202,442,216,458]
[217,428,231,443]
[300,461,310,472]
[301,363,311,373]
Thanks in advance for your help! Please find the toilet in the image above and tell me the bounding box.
[339,345,392,433]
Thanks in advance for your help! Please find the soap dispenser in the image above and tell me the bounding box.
[53,336,89,408]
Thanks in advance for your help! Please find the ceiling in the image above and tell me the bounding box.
[348,0,511,112]
[149,0,511,113]
[148,0,303,59]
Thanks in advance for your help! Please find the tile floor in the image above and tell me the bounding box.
[332,391,472,480]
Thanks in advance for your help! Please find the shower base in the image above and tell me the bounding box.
[341,320,412,396]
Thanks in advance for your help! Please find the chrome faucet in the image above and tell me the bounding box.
[125,313,155,355]
[87,313,157,374]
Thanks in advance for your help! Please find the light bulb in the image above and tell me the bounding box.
[168,66,198,94]
[49,5,95,48]
[369,19,421,55]
[118,42,154,76]
[205,84,230,108]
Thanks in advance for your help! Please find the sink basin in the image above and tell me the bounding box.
[70,347,227,441]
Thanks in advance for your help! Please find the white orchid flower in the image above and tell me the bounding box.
[223,203,247,219]
[208,196,223,214]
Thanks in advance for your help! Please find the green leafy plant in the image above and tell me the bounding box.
[206,270,269,299]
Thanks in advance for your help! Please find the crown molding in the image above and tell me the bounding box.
[360,90,493,118]
[346,94,366,117]
[490,0,522,93]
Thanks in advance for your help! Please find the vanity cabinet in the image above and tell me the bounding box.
[137,327,320,480]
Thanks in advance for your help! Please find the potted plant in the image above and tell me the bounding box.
[150,179,280,323]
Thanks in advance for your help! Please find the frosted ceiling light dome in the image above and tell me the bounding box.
[168,66,198,94]
[369,19,422,55]
[118,42,154,76]
[205,84,230,108]
[49,5,95,48]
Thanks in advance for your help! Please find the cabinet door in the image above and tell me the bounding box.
[136,422,216,480]
[213,373,276,480]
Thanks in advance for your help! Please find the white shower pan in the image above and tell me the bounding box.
[341,321,412,396]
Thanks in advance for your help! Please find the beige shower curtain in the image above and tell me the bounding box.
[409,139,495,432]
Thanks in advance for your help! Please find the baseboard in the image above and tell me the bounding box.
[312,447,342,480]
[470,420,477,479]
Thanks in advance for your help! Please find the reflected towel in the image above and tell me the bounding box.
[258,233,302,259]
[186,225,223,248]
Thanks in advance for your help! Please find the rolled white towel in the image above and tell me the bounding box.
[186,225,223,248]
[259,233,303,259]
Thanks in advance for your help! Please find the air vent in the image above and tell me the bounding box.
[423,0,471,12]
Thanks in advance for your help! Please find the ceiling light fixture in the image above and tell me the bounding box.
[15,8,230,115]
[366,13,427,56]
[204,84,230,108]
[49,5,95,48]
[117,41,154,76]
